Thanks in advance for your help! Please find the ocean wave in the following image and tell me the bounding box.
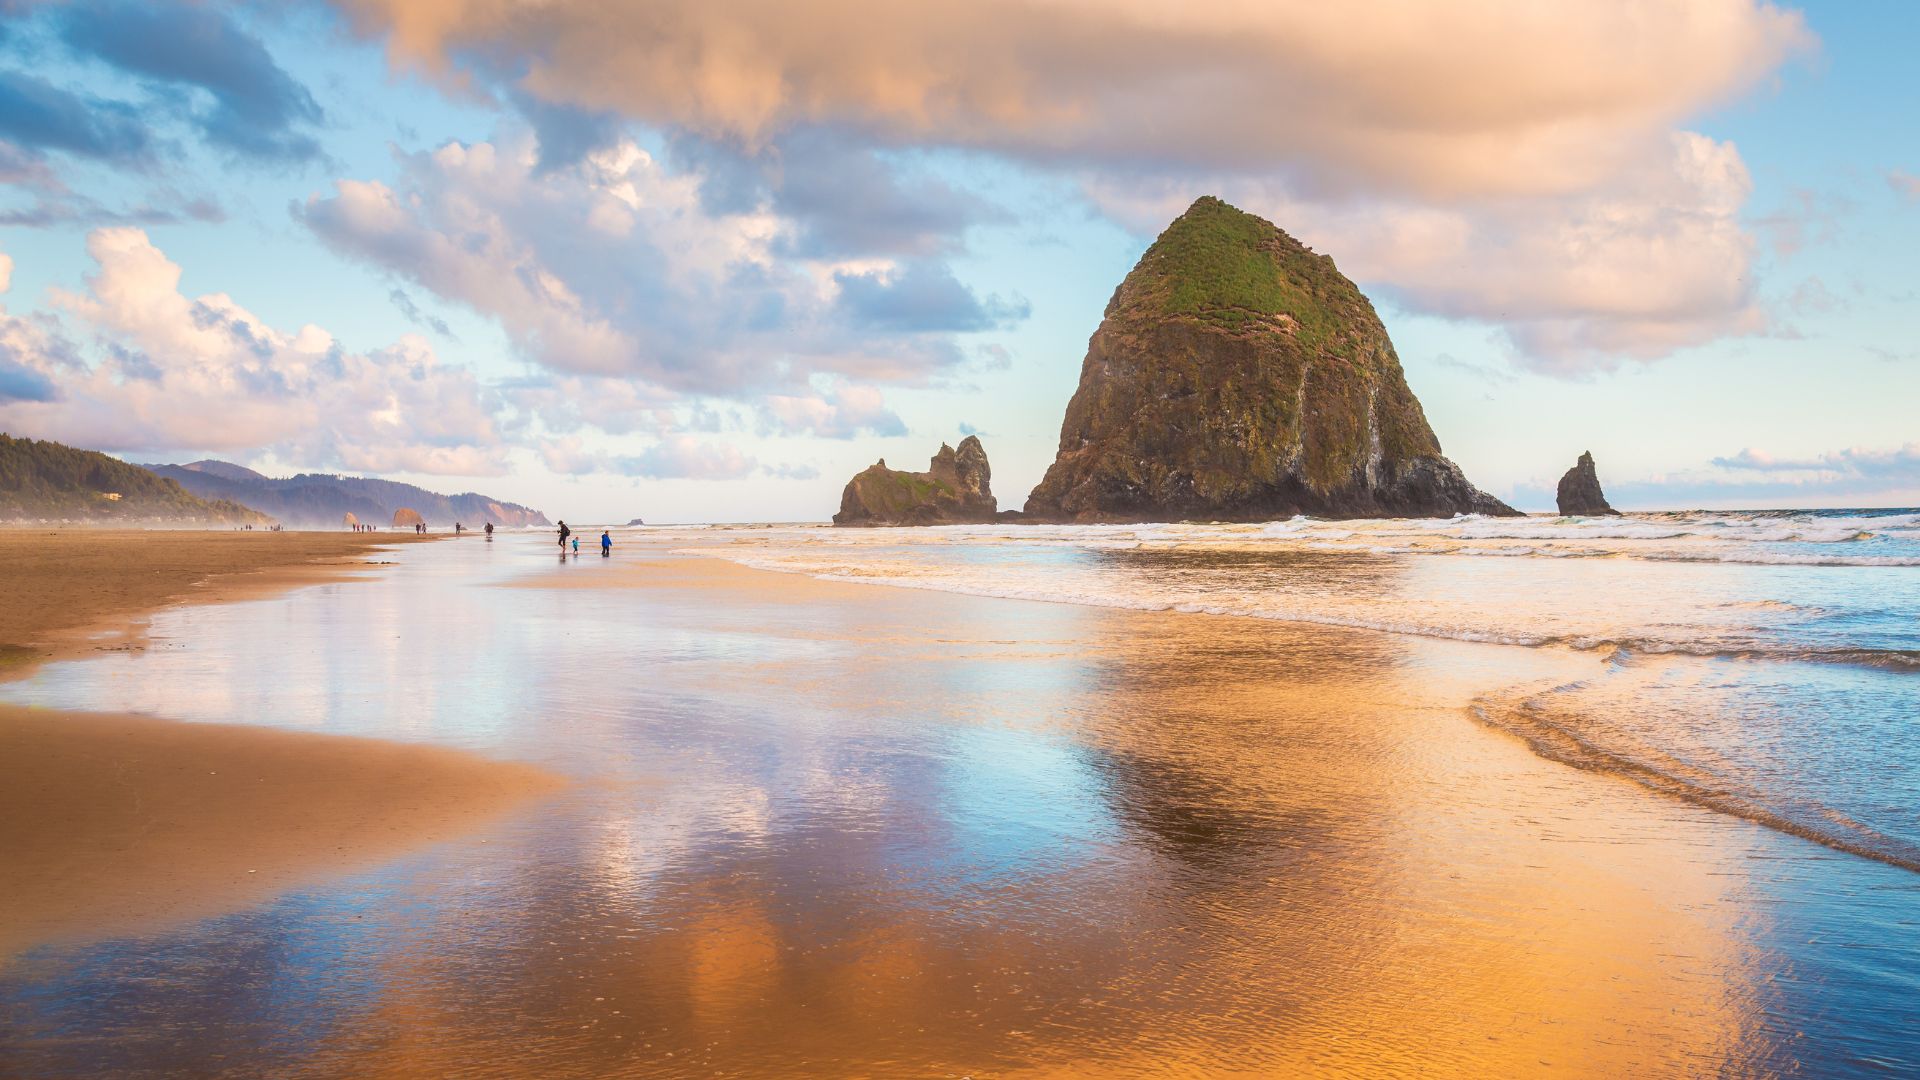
[649,511,1920,568]
[1470,685,1920,875]
[690,549,1920,674]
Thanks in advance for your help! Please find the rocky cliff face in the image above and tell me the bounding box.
[1023,197,1515,522]
[833,436,1000,526]
[1556,451,1620,516]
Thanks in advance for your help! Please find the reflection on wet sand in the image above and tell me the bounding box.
[0,544,1787,1075]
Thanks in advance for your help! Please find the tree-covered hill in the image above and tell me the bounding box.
[0,434,270,524]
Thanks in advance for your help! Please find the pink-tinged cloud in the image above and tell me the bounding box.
[0,228,508,475]
[759,380,906,439]
[1890,170,1920,203]
[328,0,1810,372]
[1086,131,1768,372]
[541,433,758,480]
[337,0,1809,200]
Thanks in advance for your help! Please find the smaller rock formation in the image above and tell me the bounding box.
[833,436,999,526]
[624,518,646,527]
[1556,451,1620,516]
[392,507,425,528]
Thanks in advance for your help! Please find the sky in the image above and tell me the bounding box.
[0,0,1916,522]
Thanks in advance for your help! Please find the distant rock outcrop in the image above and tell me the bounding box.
[392,507,424,528]
[1023,196,1515,522]
[833,436,999,526]
[1556,451,1620,516]
[624,518,646,527]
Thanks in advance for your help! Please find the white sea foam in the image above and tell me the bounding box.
[654,508,1920,676]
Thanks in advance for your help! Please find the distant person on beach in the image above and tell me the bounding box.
[484,522,493,537]
[571,535,580,555]
[558,521,570,549]
[600,530,611,556]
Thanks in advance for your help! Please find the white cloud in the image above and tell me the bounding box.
[0,228,508,474]
[1085,131,1767,374]
[297,131,1001,397]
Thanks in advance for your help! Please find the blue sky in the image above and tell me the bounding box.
[0,0,1914,521]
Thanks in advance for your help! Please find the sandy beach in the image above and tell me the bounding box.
[0,530,562,958]
[0,529,422,675]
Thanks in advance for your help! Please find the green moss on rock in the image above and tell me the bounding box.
[833,437,1000,526]
[1024,197,1514,522]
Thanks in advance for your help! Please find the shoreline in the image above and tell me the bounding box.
[0,529,561,958]
[666,541,1920,879]
[0,528,437,684]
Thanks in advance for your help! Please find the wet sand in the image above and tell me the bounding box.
[2,536,1895,1074]
[0,704,561,955]
[0,529,561,958]
[478,550,1779,1075]
[0,529,423,676]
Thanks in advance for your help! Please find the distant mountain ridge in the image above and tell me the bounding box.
[144,460,550,528]
[0,435,269,524]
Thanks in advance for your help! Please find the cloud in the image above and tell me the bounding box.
[0,69,150,161]
[338,0,1810,200]
[1711,444,1920,481]
[1891,170,1920,204]
[296,132,1007,396]
[0,189,224,227]
[1581,443,1920,507]
[1429,352,1517,386]
[542,432,756,479]
[664,127,1008,258]
[1087,131,1767,374]
[834,260,1028,332]
[1785,276,1843,317]
[331,0,1809,372]
[511,88,624,174]
[759,379,906,439]
[761,461,819,481]
[1753,187,1853,256]
[56,0,324,162]
[0,228,508,474]
[388,287,453,337]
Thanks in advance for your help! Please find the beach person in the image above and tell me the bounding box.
[484,522,493,537]
[558,520,571,549]
[571,535,580,554]
[600,530,611,556]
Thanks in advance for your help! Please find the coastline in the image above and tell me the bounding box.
[3,532,1909,1073]
[0,529,434,682]
[505,546,1780,1074]
[0,529,562,958]
[0,704,562,957]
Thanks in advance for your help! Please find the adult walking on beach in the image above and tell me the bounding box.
[600,530,611,557]
[557,520,571,550]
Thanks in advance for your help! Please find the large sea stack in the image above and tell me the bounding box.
[1023,197,1515,522]
[1556,451,1620,516]
[833,436,999,526]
